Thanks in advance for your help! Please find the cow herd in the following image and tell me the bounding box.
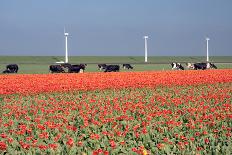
[50,63,133,73]
[1,62,217,74]
[49,63,123,73]
[98,64,133,72]
[49,63,87,73]
[171,62,217,70]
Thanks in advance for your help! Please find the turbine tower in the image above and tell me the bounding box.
[64,28,69,63]
[144,36,149,62]
[206,37,210,62]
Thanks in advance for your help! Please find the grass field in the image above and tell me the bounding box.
[0,56,232,74]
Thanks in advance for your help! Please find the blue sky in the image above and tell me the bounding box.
[0,0,232,56]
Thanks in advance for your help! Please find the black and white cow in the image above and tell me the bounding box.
[68,64,86,73]
[2,64,19,73]
[195,62,217,70]
[208,63,217,69]
[104,65,120,72]
[186,62,217,70]
[171,63,184,70]
[49,65,65,73]
[122,64,133,69]
[80,64,87,70]
[98,64,107,70]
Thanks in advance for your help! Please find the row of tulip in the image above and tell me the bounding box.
[1,69,232,95]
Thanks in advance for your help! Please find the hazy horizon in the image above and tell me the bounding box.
[0,55,232,59]
[1,0,232,56]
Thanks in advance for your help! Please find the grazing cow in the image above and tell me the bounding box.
[187,62,217,70]
[171,63,184,70]
[104,65,120,72]
[68,64,86,73]
[193,63,207,70]
[208,63,217,69]
[49,65,65,73]
[98,64,107,70]
[80,64,87,70]
[2,64,19,73]
[123,64,133,69]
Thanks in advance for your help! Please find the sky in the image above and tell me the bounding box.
[0,0,232,56]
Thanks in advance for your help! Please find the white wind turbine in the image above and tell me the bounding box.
[144,36,149,62]
[206,37,210,62]
[64,28,69,63]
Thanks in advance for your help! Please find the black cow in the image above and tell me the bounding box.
[98,64,107,70]
[68,64,86,73]
[2,64,19,73]
[49,65,65,73]
[122,64,133,69]
[171,63,184,70]
[194,63,207,70]
[104,65,120,72]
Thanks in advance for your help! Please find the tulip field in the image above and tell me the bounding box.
[0,69,232,154]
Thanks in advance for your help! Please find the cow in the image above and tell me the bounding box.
[49,65,65,73]
[80,64,87,70]
[104,65,120,72]
[68,64,86,73]
[2,64,19,73]
[98,64,107,70]
[187,62,217,70]
[171,63,184,70]
[194,63,208,70]
[122,64,133,69]
[208,63,217,69]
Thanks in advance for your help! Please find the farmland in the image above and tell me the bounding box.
[0,69,232,154]
[0,56,232,74]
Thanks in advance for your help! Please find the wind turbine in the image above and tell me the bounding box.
[64,28,69,63]
[206,37,210,62]
[144,36,149,62]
